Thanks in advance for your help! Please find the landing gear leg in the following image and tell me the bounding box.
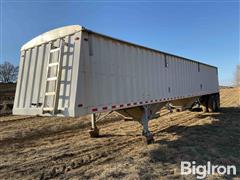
[89,113,99,137]
[141,105,154,144]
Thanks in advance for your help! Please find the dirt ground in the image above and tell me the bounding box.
[0,87,239,179]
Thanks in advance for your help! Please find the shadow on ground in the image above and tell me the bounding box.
[150,107,240,178]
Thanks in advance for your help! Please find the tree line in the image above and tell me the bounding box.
[0,61,18,83]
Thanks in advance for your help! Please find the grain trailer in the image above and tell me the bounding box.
[13,25,220,143]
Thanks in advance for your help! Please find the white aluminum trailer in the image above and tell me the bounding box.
[13,25,220,143]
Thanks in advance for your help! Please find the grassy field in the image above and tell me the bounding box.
[0,87,239,179]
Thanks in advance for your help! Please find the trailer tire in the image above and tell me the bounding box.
[208,95,220,112]
[215,94,220,112]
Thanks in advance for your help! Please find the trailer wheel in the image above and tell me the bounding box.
[200,95,209,112]
[214,94,220,112]
[212,97,217,112]
[208,95,220,112]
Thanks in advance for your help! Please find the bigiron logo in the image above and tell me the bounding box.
[181,161,237,179]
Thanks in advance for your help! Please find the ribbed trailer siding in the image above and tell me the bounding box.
[13,25,219,117]
[13,26,82,116]
[76,31,218,116]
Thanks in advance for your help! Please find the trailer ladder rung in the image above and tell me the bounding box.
[50,48,61,53]
[48,62,59,67]
[43,107,54,111]
[45,92,56,96]
[47,77,58,81]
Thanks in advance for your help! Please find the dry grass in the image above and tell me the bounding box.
[0,87,239,179]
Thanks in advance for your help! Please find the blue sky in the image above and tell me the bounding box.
[0,1,239,85]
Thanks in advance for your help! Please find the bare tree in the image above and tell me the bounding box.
[236,65,240,87]
[0,61,18,83]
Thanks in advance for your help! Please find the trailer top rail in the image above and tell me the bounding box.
[21,25,217,69]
